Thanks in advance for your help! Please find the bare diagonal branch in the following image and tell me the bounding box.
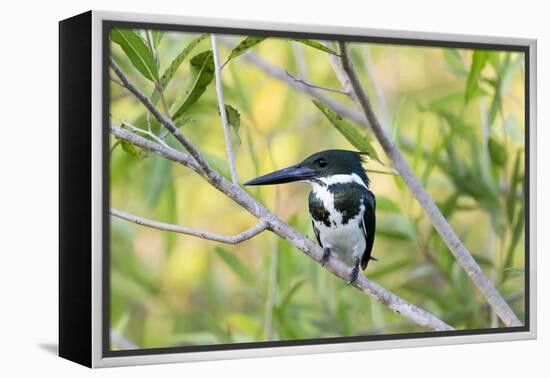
[111,208,268,244]
[337,41,521,327]
[211,34,240,185]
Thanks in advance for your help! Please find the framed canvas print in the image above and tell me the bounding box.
[59,10,537,368]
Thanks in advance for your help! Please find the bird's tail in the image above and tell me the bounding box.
[370,256,379,262]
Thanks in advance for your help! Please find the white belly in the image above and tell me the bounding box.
[313,214,366,266]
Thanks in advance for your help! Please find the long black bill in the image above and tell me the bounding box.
[244,164,319,186]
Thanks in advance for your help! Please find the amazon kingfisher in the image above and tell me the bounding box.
[244,149,376,284]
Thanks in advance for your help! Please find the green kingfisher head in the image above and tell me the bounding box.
[244,149,370,187]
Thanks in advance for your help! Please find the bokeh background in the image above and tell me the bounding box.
[109,29,526,350]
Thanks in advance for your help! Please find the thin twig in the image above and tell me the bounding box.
[285,71,351,96]
[111,208,268,244]
[112,125,453,332]
[337,41,521,327]
[211,34,240,185]
[110,115,170,148]
[144,30,170,116]
[109,76,125,88]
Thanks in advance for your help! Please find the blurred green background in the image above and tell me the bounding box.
[109,29,526,350]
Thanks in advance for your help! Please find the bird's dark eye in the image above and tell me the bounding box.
[317,158,328,168]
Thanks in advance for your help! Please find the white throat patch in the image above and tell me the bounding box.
[314,173,368,189]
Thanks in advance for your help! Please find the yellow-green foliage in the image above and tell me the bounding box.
[110,29,526,349]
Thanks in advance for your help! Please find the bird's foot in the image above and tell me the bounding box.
[321,248,331,267]
[347,258,360,285]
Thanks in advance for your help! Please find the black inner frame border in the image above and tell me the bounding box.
[102,19,531,358]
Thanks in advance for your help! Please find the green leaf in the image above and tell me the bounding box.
[278,278,307,315]
[471,253,494,268]
[367,258,413,280]
[228,62,252,115]
[488,135,507,166]
[465,50,489,103]
[223,104,241,144]
[377,214,416,241]
[215,247,255,285]
[402,284,452,311]
[117,137,149,159]
[507,151,522,224]
[443,49,466,76]
[151,34,207,103]
[151,30,163,48]
[111,28,159,82]
[488,91,501,126]
[503,114,523,144]
[143,155,172,209]
[289,39,339,55]
[501,206,525,284]
[225,36,267,65]
[439,192,460,218]
[171,50,215,121]
[504,268,525,274]
[423,89,486,113]
[376,196,401,213]
[312,100,379,159]
[204,152,231,180]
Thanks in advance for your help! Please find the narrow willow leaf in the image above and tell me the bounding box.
[312,100,379,159]
[501,206,525,284]
[203,152,231,180]
[116,137,149,159]
[228,62,252,115]
[501,54,523,96]
[488,135,507,166]
[488,90,501,126]
[223,104,241,144]
[377,215,416,241]
[424,89,486,113]
[171,50,215,120]
[376,196,401,213]
[225,36,267,65]
[402,284,452,311]
[487,51,501,70]
[215,247,255,284]
[367,258,413,280]
[144,155,172,209]
[278,279,307,315]
[439,192,460,218]
[151,30,163,48]
[290,39,339,55]
[111,28,159,82]
[507,151,522,224]
[151,34,207,103]
[503,114,523,143]
[465,50,489,103]
[471,253,494,268]
[504,268,525,274]
[443,49,466,76]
